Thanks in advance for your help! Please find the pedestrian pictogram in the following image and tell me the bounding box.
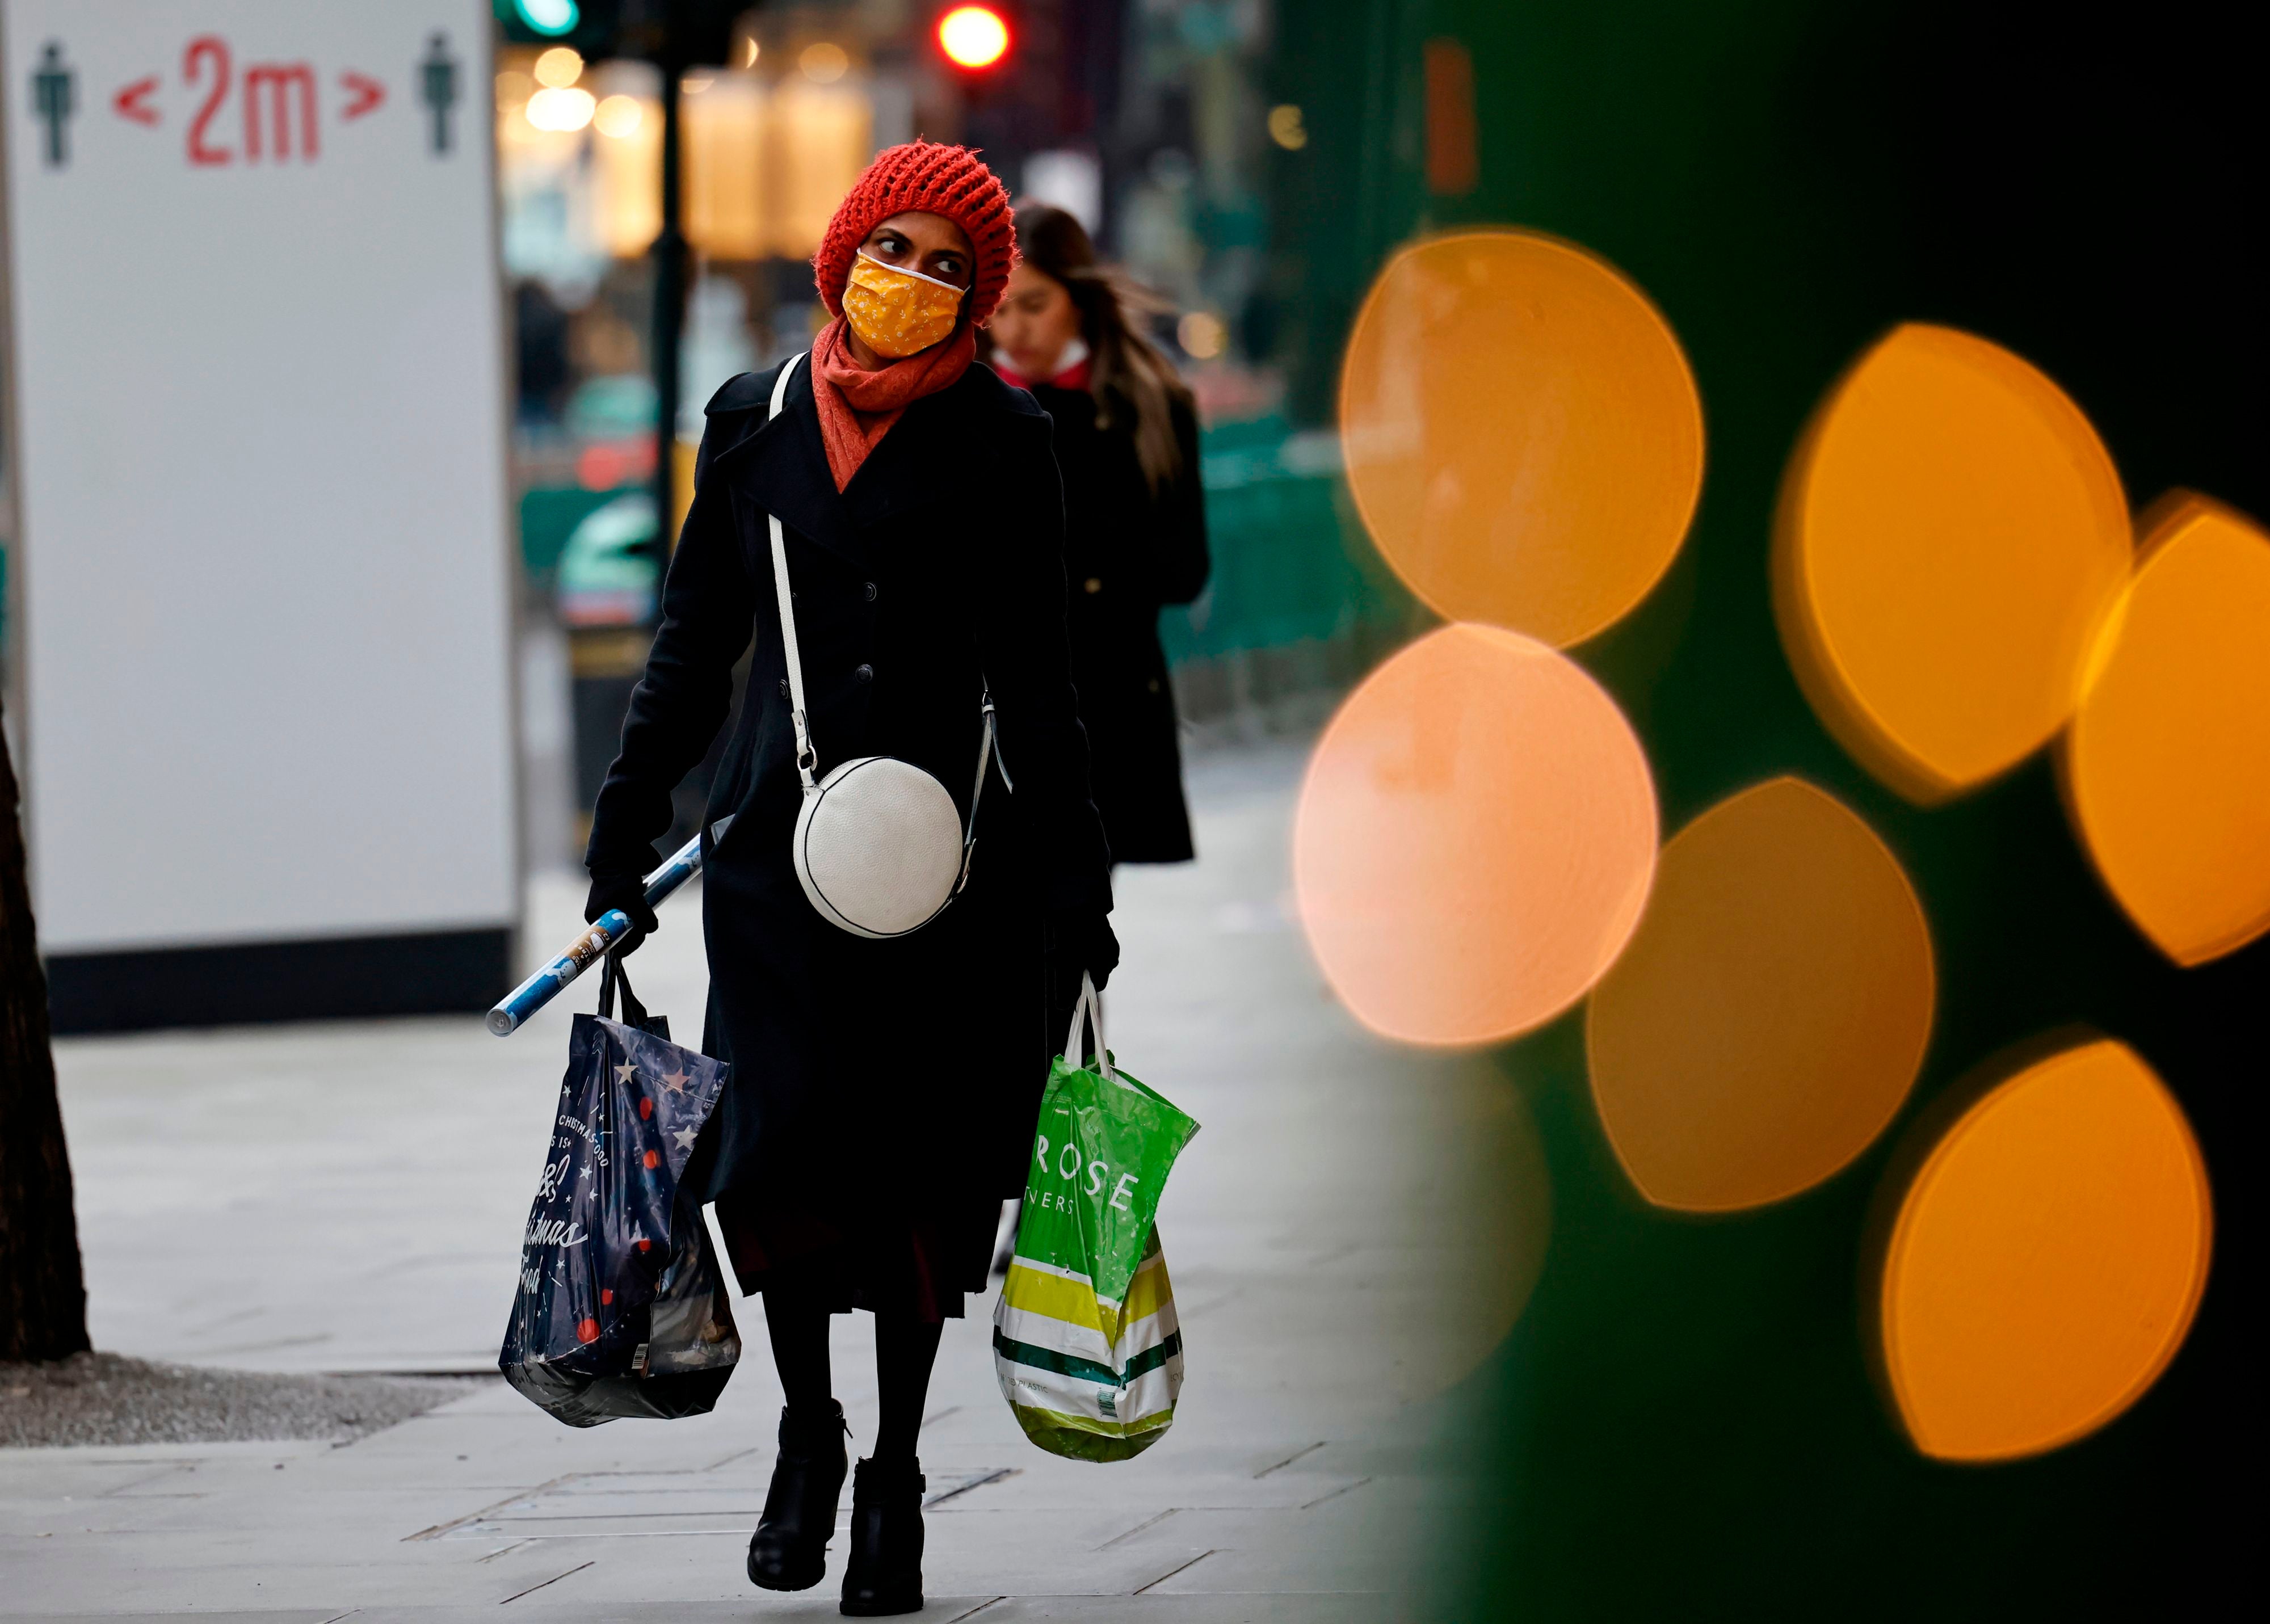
[420,33,459,156]
[30,40,73,167]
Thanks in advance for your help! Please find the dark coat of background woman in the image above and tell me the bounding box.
[987,205,1210,865]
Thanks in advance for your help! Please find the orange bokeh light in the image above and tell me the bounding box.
[1338,230,1704,647]
[1587,777,1934,1211]
[937,6,1010,69]
[1775,323,2130,802]
[1879,1038,2211,1463]
[2063,493,2270,966]
[1293,624,1657,1047]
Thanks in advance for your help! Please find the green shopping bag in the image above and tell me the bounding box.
[993,975,1200,1461]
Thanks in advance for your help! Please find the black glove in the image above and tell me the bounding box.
[1052,909,1120,992]
[585,869,658,956]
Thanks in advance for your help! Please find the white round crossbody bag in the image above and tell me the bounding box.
[762,351,1000,939]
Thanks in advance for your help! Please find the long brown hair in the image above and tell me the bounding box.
[1010,204,1192,494]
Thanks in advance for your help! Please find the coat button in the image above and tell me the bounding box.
[778,678,790,697]
[1083,577,1103,594]
[854,663,875,684]
[1148,677,1162,693]
[864,581,878,601]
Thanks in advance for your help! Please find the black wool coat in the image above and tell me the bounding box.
[586,356,1112,1213]
[1027,381,1209,864]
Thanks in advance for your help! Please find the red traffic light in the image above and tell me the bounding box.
[938,6,1011,70]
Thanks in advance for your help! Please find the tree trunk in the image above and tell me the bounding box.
[0,687,90,1361]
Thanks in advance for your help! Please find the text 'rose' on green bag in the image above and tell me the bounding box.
[993,974,1199,1461]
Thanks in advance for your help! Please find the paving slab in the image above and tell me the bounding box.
[19,745,1510,1619]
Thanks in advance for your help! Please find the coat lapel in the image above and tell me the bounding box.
[839,397,939,527]
[711,357,866,570]
[710,359,997,561]
[838,369,989,531]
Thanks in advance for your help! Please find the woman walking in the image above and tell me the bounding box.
[985,204,1210,865]
[582,144,1116,1615]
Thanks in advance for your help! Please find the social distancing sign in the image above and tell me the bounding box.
[2,2,516,1028]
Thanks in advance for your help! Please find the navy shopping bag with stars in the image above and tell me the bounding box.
[500,954,740,1426]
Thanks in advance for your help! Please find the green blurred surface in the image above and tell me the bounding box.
[1263,1,2261,1617]
[1168,416,1410,667]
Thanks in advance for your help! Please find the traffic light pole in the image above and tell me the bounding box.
[651,51,687,554]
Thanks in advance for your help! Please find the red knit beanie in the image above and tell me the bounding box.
[814,142,1018,326]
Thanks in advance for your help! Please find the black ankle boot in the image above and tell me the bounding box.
[839,1455,925,1617]
[747,1402,848,1591]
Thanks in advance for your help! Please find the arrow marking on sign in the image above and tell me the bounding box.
[339,71,385,120]
[112,75,159,127]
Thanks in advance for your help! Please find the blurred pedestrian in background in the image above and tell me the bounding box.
[986,204,1210,868]
[582,144,1116,1617]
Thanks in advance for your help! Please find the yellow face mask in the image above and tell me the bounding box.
[843,251,967,359]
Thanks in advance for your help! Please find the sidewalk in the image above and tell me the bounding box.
[11,743,1539,1619]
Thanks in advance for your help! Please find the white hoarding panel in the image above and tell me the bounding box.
[3,0,514,1019]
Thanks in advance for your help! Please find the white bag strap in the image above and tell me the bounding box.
[1062,971,1115,1081]
[763,350,996,824]
[955,695,998,894]
[765,354,822,793]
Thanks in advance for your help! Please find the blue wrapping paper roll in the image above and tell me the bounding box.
[487,832,706,1036]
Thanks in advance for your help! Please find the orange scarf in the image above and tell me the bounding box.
[810,317,976,491]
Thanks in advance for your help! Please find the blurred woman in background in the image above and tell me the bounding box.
[986,205,1210,867]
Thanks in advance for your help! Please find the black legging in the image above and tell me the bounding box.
[766,1298,943,1464]
[756,918,1074,1461]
